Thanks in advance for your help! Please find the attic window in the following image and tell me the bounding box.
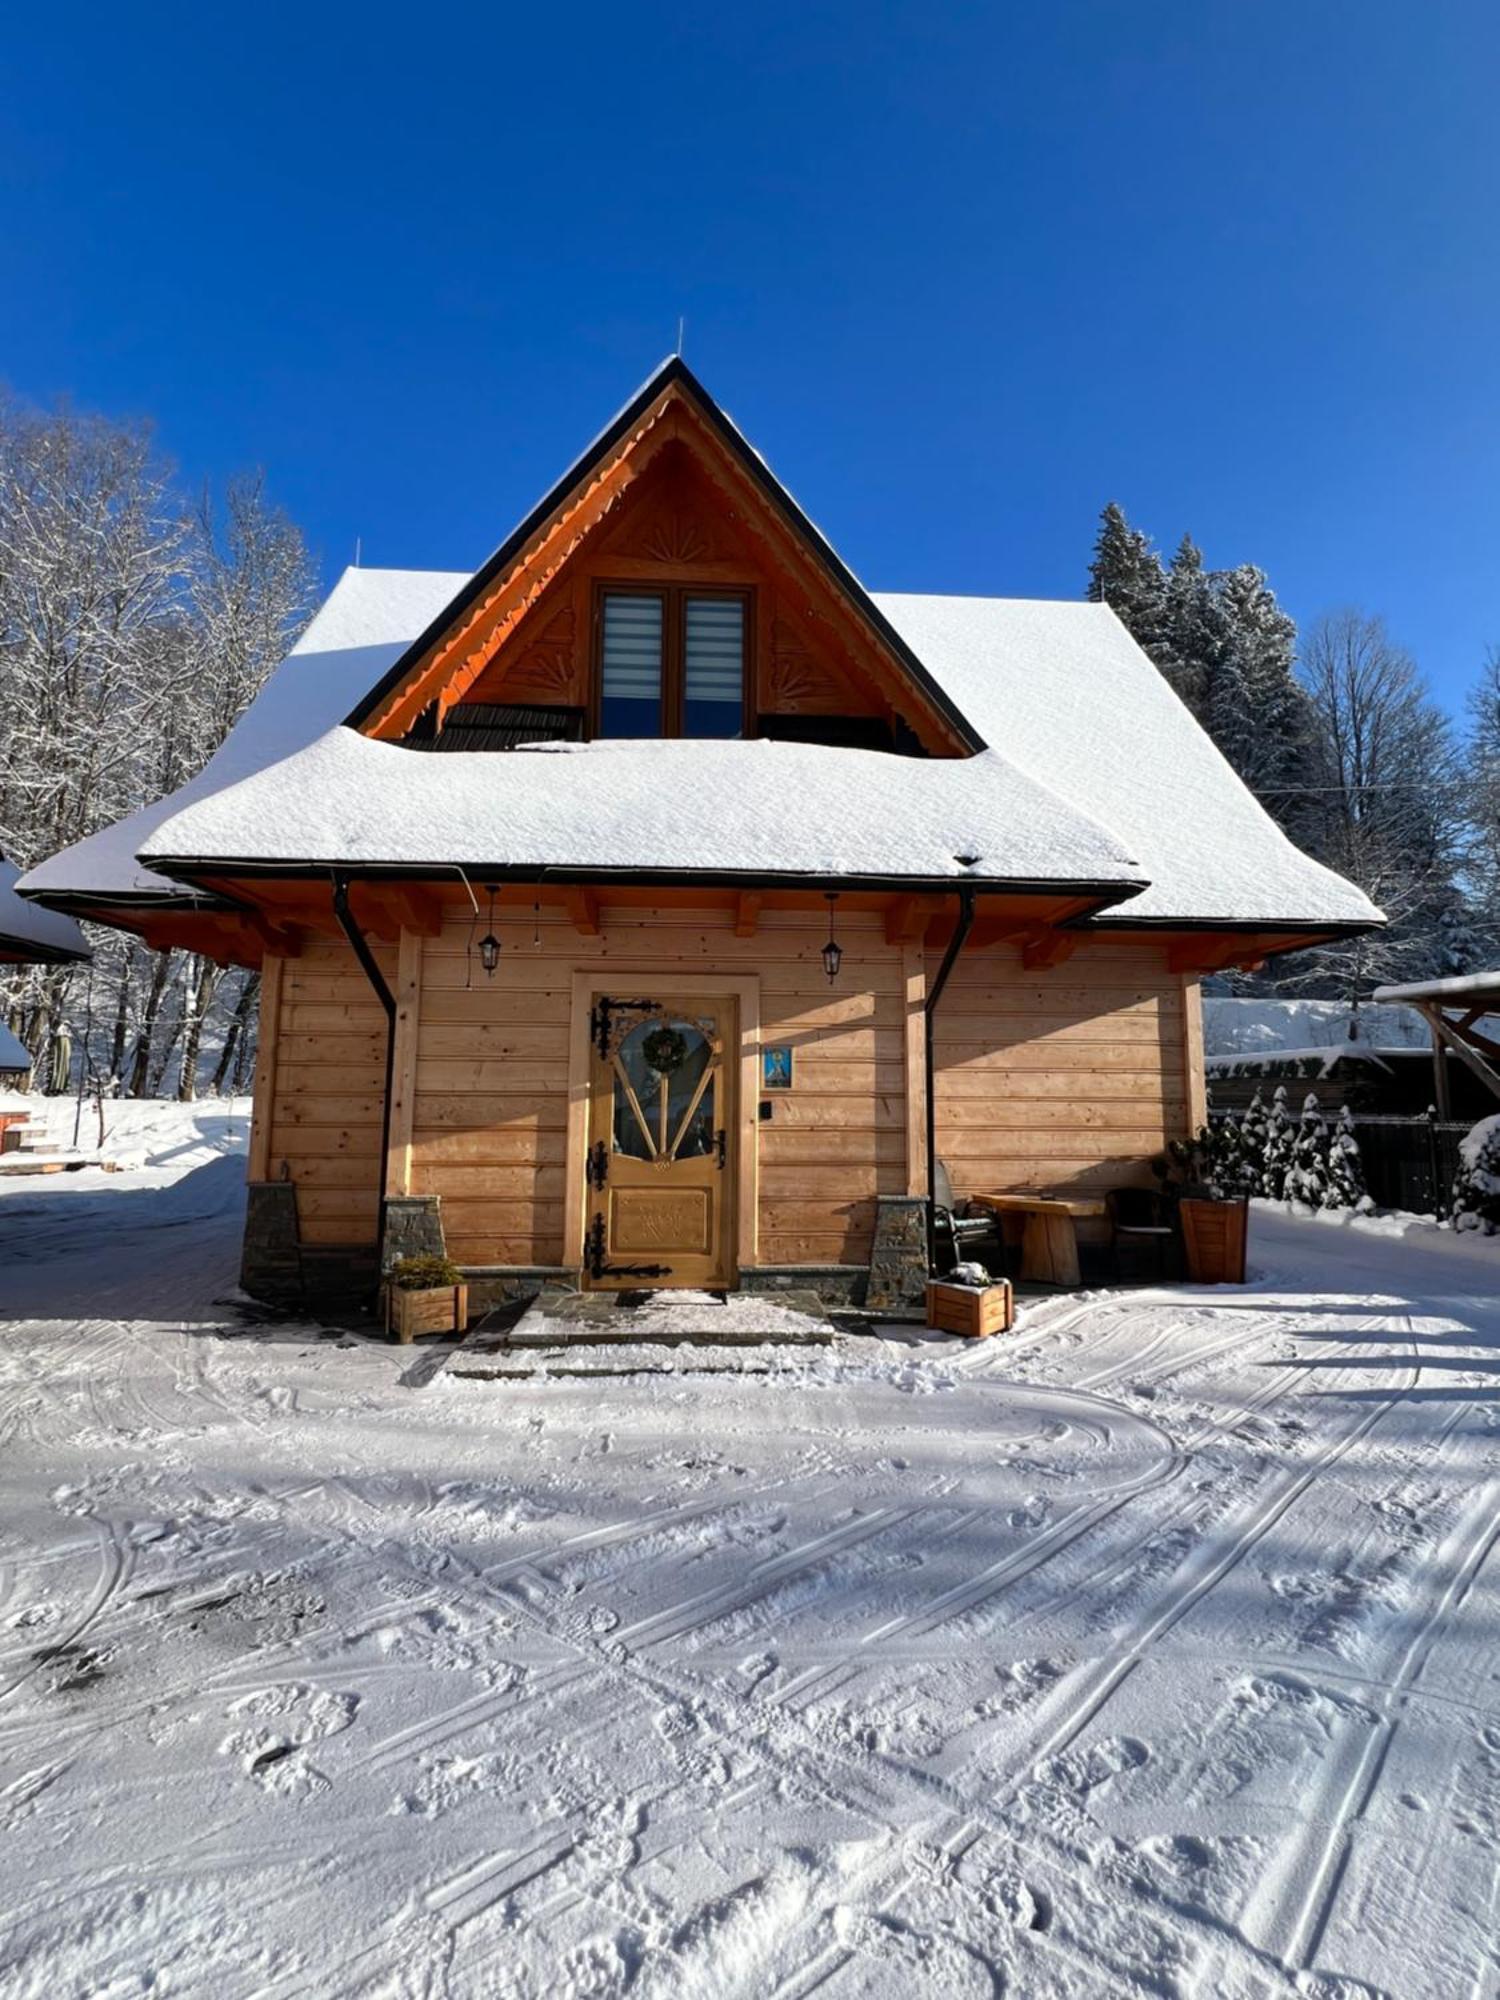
[597,587,747,739]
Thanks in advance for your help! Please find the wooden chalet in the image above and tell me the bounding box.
[19,361,1381,1307]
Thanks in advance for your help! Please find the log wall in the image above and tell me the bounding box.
[930,940,1193,1222]
[250,919,1199,1268]
[261,937,391,1245]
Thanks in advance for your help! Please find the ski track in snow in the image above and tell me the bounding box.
[2,1155,1500,1997]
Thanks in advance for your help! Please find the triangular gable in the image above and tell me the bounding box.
[345,358,985,754]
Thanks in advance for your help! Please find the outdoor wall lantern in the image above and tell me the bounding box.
[822,891,843,984]
[478,883,501,977]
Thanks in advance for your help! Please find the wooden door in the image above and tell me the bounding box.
[584,995,735,1288]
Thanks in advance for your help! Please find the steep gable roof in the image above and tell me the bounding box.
[345,358,984,755]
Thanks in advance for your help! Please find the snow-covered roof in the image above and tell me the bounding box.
[0,1019,34,1070]
[0,858,89,960]
[1203,996,1431,1059]
[21,575,1384,929]
[138,732,1144,888]
[1374,971,1500,1005]
[876,596,1382,929]
[17,568,468,905]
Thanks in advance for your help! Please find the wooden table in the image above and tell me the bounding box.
[968,1192,1108,1288]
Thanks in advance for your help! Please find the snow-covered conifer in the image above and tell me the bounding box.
[1451,1114,1500,1234]
[1325,1105,1368,1210]
[1285,1092,1330,1208]
[1262,1086,1295,1200]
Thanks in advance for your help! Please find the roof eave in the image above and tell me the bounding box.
[0,933,92,966]
[140,852,1148,909]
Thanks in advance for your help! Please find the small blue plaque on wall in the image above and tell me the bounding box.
[762,1046,794,1090]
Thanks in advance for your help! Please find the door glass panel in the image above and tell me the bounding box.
[682,597,744,738]
[612,1015,717,1161]
[600,593,663,736]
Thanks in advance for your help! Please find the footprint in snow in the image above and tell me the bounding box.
[220,1682,361,1797]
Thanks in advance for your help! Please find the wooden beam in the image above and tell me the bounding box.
[733,891,763,939]
[1181,974,1207,1134]
[1419,1002,1500,1106]
[245,913,303,959]
[247,954,284,1181]
[1021,930,1079,972]
[902,942,928,1197]
[1167,940,1265,976]
[385,928,424,1199]
[884,894,942,947]
[563,887,600,936]
[962,918,1032,951]
[384,887,444,937]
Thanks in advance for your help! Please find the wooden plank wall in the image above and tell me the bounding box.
[405,902,908,1270]
[264,938,390,1245]
[931,939,1189,1218]
[252,919,1192,1267]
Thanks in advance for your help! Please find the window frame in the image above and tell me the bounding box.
[591,582,755,740]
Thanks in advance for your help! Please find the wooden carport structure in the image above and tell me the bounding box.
[1374,971,1500,1117]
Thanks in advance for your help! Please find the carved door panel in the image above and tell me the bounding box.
[584,996,734,1289]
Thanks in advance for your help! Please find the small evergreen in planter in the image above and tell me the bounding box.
[390,1253,464,1291]
[1155,1128,1249,1283]
[385,1254,468,1342]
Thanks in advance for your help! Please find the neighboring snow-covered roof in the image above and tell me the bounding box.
[0,1019,34,1069]
[22,570,1384,932]
[1203,996,1431,1059]
[140,731,1144,888]
[1375,971,1500,1005]
[17,568,468,904]
[0,858,89,960]
[873,596,1382,929]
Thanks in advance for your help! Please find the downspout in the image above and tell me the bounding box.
[331,873,397,1268]
[924,883,976,1272]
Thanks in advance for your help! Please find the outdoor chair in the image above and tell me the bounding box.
[932,1161,1011,1278]
[1106,1186,1175,1282]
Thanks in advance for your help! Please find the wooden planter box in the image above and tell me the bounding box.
[1179,1198,1248,1284]
[385,1282,468,1344]
[926,1278,1015,1338]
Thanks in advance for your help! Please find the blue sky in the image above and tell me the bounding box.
[3,3,1496,718]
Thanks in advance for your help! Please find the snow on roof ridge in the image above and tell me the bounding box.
[1374,970,1500,1003]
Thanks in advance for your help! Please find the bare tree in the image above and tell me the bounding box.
[1467,647,1500,957]
[0,396,314,1099]
[1277,609,1466,998]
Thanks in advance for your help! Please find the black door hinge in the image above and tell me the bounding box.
[591,995,663,1059]
[586,1139,609,1191]
[715,1128,727,1170]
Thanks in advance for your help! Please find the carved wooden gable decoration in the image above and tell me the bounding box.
[348,361,983,756]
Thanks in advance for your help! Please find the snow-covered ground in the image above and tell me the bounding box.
[2,1120,1499,1997]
